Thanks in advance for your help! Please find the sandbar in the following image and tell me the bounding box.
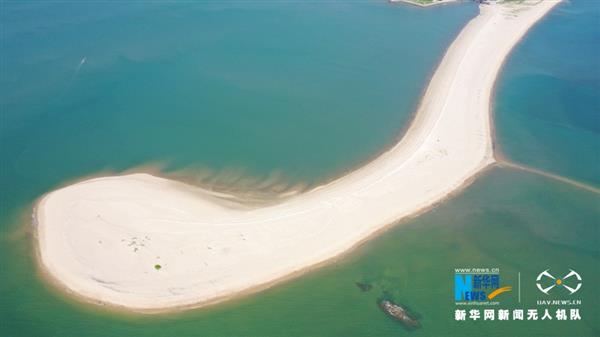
[35,0,562,312]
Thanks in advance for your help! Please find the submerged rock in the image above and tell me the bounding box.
[355,282,373,292]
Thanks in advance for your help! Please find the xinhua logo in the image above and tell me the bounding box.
[454,268,511,302]
[536,269,582,295]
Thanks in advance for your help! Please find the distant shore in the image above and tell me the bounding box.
[35,0,562,312]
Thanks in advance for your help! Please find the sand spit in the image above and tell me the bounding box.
[36,0,561,312]
[389,0,458,8]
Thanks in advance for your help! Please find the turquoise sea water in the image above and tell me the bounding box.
[494,0,600,186]
[0,0,476,213]
[1,1,598,337]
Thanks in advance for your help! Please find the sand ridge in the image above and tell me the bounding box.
[35,0,562,312]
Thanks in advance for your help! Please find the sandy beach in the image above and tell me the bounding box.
[389,0,458,8]
[36,0,561,312]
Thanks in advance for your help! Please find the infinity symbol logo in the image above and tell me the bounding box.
[536,269,582,295]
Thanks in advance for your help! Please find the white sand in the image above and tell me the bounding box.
[389,0,458,8]
[36,0,561,312]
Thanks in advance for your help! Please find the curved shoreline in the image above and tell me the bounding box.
[389,0,459,8]
[35,0,562,312]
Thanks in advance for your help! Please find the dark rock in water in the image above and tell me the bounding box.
[379,300,420,329]
[355,282,372,292]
